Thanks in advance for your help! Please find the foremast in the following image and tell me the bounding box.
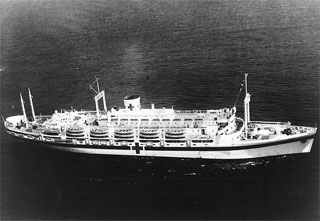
[20,93,28,126]
[19,89,37,126]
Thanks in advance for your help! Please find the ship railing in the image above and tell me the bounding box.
[291,125,317,133]
[35,115,52,119]
[58,109,97,113]
[249,121,290,126]
[110,125,200,129]
[174,110,208,114]
[78,110,97,113]
[3,120,14,128]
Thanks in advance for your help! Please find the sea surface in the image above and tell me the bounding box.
[0,0,319,219]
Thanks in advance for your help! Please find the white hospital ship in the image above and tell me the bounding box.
[3,74,317,159]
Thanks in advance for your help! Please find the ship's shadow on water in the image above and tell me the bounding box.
[3,137,316,220]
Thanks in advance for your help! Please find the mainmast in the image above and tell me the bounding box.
[90,77,107,120]
[20,93,28,126]
[244,73,251,137]
[28,88,36,121]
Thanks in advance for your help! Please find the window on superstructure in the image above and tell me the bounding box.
[161,119,171,127]
[130,119,139,127]
[150,119,160,126]
[172,119,181,127]
[140,119,149,128]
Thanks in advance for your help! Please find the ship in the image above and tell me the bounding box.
[2,74,317,159]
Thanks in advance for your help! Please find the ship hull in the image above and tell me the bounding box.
[7,129,315,159]
[47,138,315,159]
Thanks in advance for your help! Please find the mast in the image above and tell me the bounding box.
[92,77,100,93]
[90,77,107,120]
[20,93,28,126]
[28,88,36,121]
[244,73,251,137]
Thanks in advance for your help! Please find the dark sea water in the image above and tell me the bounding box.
[1,0,319,219]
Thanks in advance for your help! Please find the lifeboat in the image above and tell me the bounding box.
[165,129,186,139]
[66,127,85,137]
[90,127,109,138]
[114,129,134,135]
[139,129,159,139]
[165,129,185,135]
[114,129,134,141]
[139,129,160,143]
[165,129,186,143]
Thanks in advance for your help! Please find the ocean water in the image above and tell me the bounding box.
[0,0,319,219]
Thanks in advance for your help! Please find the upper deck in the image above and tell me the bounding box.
[34,105,236,130]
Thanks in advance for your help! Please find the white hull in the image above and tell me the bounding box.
[4,75,317,160]
[46,137,314,159]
